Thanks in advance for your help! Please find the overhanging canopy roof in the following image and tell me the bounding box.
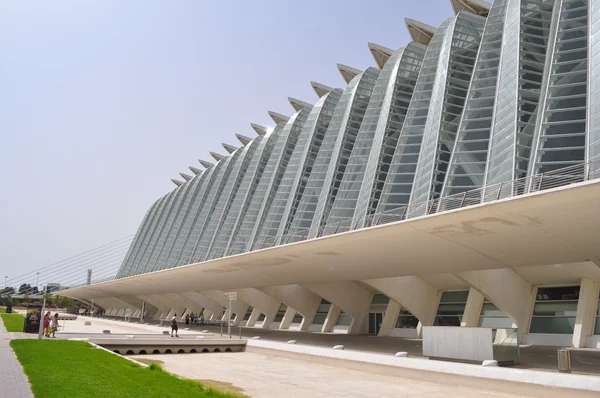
[368,43,395,69]
[451,0,491,15]
[405,18,437,46]
[337,64,362,84]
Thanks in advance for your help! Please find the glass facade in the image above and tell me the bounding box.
[395,307,419,329]
[116,2,600,284]
[478,298,513,328]
[529,286,580,334]
[434,290,469,326]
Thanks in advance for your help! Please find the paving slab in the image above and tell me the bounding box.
[0,316,34,398]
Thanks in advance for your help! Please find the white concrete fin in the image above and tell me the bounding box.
[179,172,193,181]
[250,123,268,136]
[198,159,214,168]
[310,81,334,98]
[337,64,363,84]
[222,143,238,154]
[268,111,290,125]
[450,0,491,15]
[189,166,203,175]
[368,42,395,69]
[171,179,184,187]
[288,97,312,112]
[405,18,437,46]
[235,134,253,146]
[210,151,226,161]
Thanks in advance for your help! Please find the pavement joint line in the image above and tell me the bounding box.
[0,317,34,398]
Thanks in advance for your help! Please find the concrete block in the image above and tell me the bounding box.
[184,328,190,331]
[287,340,297,344]
[84,321,91,326]
[162,331,170,335]
[395,352,408,357]
[126,335,135,339]
[251,336,261,340]
[482,360,498,367]
[195,336,205,340]
[201,330,209,333]
[333,345,344,350]
[102,330,111,334]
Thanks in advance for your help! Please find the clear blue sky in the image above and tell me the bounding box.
[0,1,453,283]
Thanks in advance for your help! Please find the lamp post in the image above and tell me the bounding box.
[4,276,7,288]
[36,272,39,292]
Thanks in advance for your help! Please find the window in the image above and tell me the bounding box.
[435,290,469,326]
[529,286,579,334]
[312,299,331,325]
[395,307,418,329]
[478,299,512,328]
[273,304,287,322]
[292,314,303,324]
[594,292,600,335]
[243,306,253,321]
[371,294,389,305]
[257,313,266,322]
[336,312,353,326]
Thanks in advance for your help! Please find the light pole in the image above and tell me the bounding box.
[4,276,6,288]
[36,272,39,291]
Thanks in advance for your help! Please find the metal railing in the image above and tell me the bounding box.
[81,158,600,285]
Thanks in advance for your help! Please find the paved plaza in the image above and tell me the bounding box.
[0,316,33,398]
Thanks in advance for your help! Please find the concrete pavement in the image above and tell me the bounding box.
[0,315,34,398]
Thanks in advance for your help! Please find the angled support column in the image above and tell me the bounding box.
[236,288,280,329]
[363,276,439,336]
[456,268,536,338]
[137,295,171,319]
[163,293,203,317]
[378,300,401,337]
[304,281,372,334]
[279,307,297,330]
[201,290,250,326]
[322,305,342,333]
[153,294,186,320]
[259,285,323,331]
[461,288,484,327]
[180,292,224,318]
[573,278,599,348]
[246,308,262,327]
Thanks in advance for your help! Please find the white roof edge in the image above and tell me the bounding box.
[222,143,238,154]
[450,0,491,15]
[250,123,268,136]
[310,81,334,98]
[210,151,226,161]
[268,111,290,125]
[337,63,363,84]
[189,166,203,175]
[171,179,184,186]
[288,97,312,112]
[179,172,193,181]
[198,159,214,168]
[235,133,253,145]
[368,42,395,69]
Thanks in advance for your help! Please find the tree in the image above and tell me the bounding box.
[0,287,15,296]
[18,284,32,294]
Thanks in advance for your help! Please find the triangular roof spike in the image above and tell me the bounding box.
[405,18,437,46]
[310,81,334,98]
[337,64,363,84]
[250,123,268,136]
[198,159,214,168]
[171,179,184,187]
[235,133,253,146]
[189,166,203,175]
[210,151,226,161]
[268,111,290,125]
[450,0,491,16]
[179,172,193,181]
[368,42,395,70]
[288,97,312,112]
[222,143,238,154]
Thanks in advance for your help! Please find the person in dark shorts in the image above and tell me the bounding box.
[170,314,179,337]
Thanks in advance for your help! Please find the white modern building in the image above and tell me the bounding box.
[63,0,600,349]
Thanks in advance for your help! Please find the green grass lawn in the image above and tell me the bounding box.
[0,306,5,313]
[1,313,25,332]
[11,340,241,398]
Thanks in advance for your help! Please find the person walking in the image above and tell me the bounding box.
[51,313,59,338]
[170,314,179,337]
[43,311,51,337]
[185,313,190,326]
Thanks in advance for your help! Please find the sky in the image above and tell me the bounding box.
[0,0,454,285]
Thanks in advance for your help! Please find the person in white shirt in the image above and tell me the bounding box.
[170,314,179,337]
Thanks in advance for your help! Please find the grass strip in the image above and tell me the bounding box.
[1,313,25,332]
[11,340,241,398]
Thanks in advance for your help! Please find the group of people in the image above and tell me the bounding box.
[184,312,204,325]
[43,312,59,338]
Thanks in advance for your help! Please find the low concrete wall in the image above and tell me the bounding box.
[423,327,494,362]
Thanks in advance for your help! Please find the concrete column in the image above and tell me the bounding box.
[137,295,171,320]
[201,290,250,326]
[152,294,185,319]
[363,276,439,333]
[179,292,224,317]
[203,309,214,320]
[279,307,296,330]
[259,284,322,330]
[304,281,372,334]
[322,305,341,333]
[236,288,280,329]
[246,307,261,327]
[461,288,484,327]
[573,278,599,348]
[456,268,536,338]
[378,300,401,337]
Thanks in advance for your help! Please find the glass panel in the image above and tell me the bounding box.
[440,290,470,303]
[336,313,353,326]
